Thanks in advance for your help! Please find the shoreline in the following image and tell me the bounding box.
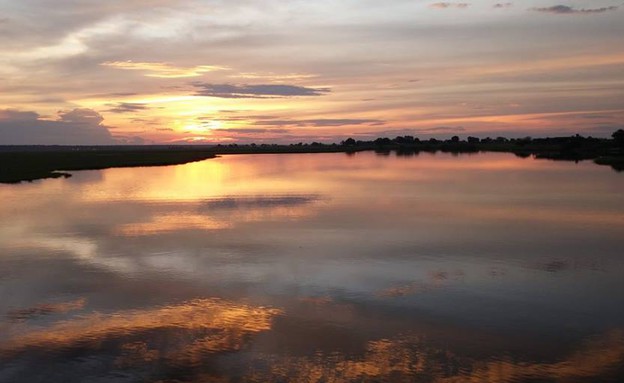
[0,148,217,184]
[1,139,622,184]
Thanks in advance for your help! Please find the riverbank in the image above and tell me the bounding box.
[2,135,623,183]
[0,147,217,183]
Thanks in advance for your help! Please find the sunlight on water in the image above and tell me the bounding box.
[1,152,623,382]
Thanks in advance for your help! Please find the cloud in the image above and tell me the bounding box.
[2,0,623,142]
[102,61,227,78]
[419,126,466,132]
[252,118,385,127]
[57,108,104,124]
[86,92,139,99]
[0,108,115,145]
[106,102,150,114]
[0,109,39,121]
[213,128,290,134]
[196,114,281,122]
[192,83,331,98]
[354,126,466,139]
[114,135,148,145]
[532,5,619,14]
[429,2,470,9]
[493,3,512,8]
[588,125,624,135]
[229,72,317,81]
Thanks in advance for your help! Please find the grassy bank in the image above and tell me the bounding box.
[2,134,623,184]
[0,147,216,184]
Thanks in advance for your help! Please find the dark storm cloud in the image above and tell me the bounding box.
[192,83,331,98]
[0,108,114,145]
[252,119,385,127]
[532,5,619,14]
[106,102,150,114]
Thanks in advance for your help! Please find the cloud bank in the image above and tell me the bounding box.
[0,109,115,145]
[252,118,385,127]
[192,83,331,99]
[532,5,619,14]
[430,3,470,9]
[106,103,150,114]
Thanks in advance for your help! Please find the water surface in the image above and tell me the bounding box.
[1,152,623,382]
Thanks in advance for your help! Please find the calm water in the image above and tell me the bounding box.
[1,152,623,382]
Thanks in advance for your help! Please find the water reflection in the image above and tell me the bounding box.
[1,152,623,382]
[6,298,86,322]
[243,331,624,383]
[1,298,280,382]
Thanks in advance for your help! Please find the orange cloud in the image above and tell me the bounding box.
[101,61,228,78]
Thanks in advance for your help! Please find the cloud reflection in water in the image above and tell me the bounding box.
[1,152,624,382]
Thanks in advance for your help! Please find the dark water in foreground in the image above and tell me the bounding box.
[1,152,623,382]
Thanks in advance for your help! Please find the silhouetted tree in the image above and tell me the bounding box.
[342,137,356,146]
[467,136,480,144]
[374,137,392,146]
[450,136,460,143]
[613,129,624,148]
[515,136,532,146]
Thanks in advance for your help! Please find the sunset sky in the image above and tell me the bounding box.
[1,0,623,145]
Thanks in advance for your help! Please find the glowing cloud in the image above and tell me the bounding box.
[1,1,623,141]
[101,61,228,78]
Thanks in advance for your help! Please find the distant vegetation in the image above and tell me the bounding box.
[1,130,623,183]
[210,129,624,171]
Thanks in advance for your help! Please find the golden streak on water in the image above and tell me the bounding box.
[239,331,624,383]
[2,298,282,360]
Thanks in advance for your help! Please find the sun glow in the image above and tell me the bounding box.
[182,123,208,133]
[181,120,223,133]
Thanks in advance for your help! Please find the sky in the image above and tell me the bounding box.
[0,0,623,145]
